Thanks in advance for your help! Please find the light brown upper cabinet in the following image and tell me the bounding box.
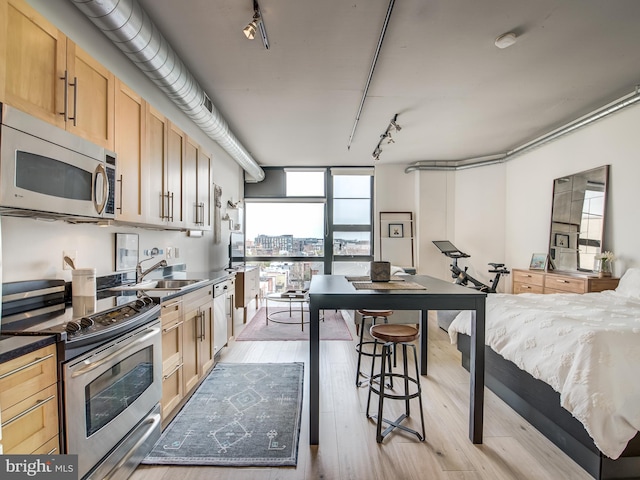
[184,138,199,228]
[1,0,114,150]
[184,138,212,230]
[147,105,185,229]
[146,104,167,225]
[197,149,212,230]
[166,123,186,228]
[114,80,147,223]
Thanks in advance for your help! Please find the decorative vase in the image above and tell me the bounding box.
[594,258,612,277]
[370,261,391,282]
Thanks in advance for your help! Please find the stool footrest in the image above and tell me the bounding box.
[368,373,421,400]
[367,413,424,442]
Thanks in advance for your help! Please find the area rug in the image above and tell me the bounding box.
[236,308,353,341]
[142,362,304,466]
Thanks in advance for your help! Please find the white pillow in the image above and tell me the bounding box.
[390,265,406,276]
[615,268,640,298]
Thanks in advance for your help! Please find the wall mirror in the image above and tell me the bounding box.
[549,165,609,272]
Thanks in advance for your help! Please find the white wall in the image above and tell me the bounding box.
[1,0,246,282]
[402,101,640,290]
[504,104,640,277]
[452,163,507,288]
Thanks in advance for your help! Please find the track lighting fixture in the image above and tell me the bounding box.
[243,17,258,40]
[243,0,270,49]
[371,113,401,161]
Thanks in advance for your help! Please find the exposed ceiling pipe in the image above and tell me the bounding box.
[347,0,396,150]
[70,0,265,182]
[405,88,640,173]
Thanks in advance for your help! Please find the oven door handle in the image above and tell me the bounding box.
[71,327,160,378]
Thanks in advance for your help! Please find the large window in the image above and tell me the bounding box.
[243,167,374,293]
[331,171,373,275]
[245,202,325,257]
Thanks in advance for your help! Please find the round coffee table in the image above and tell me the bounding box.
[265,292,309,331]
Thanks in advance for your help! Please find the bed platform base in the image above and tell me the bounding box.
[457,334,640,479]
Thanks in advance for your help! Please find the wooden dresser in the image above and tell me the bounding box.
[512,268,620,294]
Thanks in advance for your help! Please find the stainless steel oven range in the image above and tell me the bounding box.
[1,280,162,480]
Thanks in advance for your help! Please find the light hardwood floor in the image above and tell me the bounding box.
[131,304,591,480]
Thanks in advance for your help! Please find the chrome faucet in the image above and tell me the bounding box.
[136,258,168,284]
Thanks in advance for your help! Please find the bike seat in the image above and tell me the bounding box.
[488,262,504,268]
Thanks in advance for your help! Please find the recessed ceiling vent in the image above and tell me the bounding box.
[70,0,264,182]
[203,94,213,114]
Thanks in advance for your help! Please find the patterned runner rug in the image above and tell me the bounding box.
[142,362,304,466]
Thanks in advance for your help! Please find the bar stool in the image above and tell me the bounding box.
[355,309,393,387]
[365,323,425,443]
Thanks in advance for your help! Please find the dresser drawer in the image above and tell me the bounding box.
[513,282,544,294]
[544,274,585,293]
[513,270,544,287]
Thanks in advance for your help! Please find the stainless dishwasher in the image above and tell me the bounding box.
[213,280,230,356]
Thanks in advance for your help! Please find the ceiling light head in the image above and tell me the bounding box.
[495,32,517,49]
[243,17,259,40]
[244,0,269,49]
[390,119,401,131]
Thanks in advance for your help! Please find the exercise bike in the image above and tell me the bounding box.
[432,240,510,293]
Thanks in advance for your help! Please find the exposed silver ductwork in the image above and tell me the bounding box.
[406,88,640,173]
[70,0,265,182]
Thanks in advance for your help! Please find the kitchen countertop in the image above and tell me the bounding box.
[0,334,57,363]
[0,269,235,364]
[107,269,233,301]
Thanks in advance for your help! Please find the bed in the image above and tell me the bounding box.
[448,268,640,479]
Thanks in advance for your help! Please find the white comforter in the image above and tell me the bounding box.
[448,291,640,459]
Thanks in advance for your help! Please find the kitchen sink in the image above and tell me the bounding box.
[112,279,208,292]
[152,279,203,289]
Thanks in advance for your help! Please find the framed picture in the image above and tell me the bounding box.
[529,253,548,270]
[389,223,404,238]
[115,233,139,271]
[554,233,569,248]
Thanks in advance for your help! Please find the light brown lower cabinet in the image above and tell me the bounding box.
[0,344,60,454]
[160,285,216,424]
[160,297,184,421]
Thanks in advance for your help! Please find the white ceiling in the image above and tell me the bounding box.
[137,0,640,169]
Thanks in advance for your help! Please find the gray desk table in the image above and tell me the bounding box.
[307,274,486,445]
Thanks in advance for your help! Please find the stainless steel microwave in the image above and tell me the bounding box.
[0,103,116,220]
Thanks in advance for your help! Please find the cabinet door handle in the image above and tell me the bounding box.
[2,395,55,427]
[199,202,205,225]
[69,76,78,126]
[169,192,174,222]
[163,363,183,380]
[162,321,183,333]
[60,70,69,121]
[162,299,182,310]
[160,192,167,220]
[0,353,54,380]
[556,279,569,283]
